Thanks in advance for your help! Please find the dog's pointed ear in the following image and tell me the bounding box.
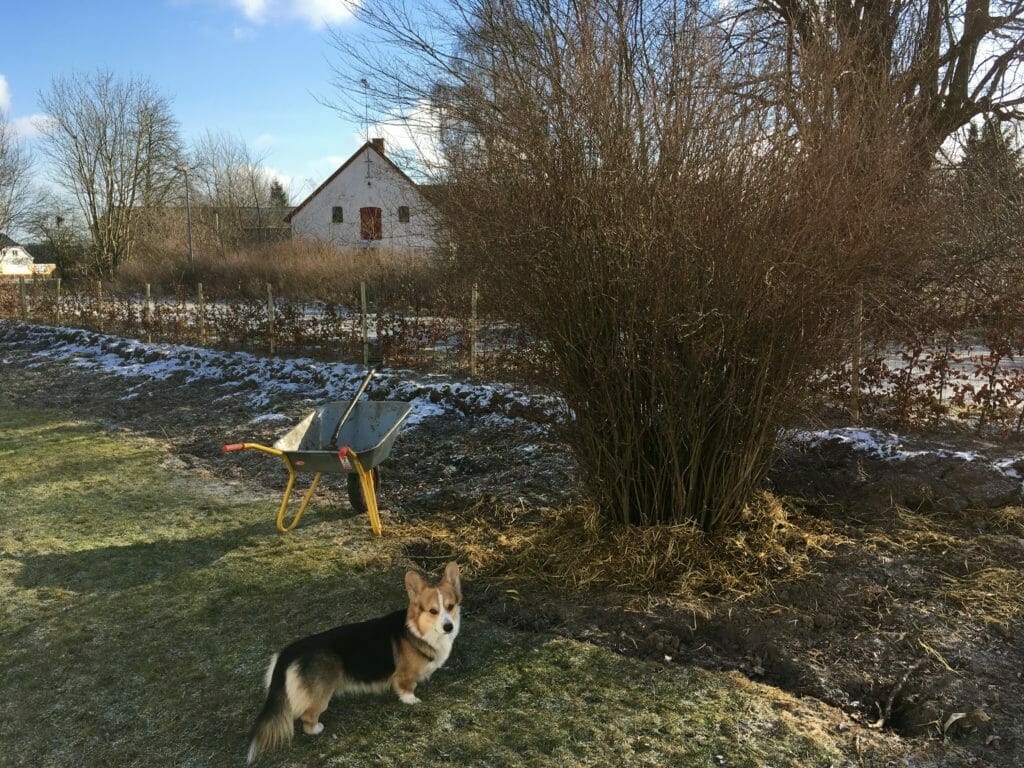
[441,561,462,601]
[405,570,427,600]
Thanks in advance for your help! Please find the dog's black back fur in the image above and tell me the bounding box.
[280,609,407,684]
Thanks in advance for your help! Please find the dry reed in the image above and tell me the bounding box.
[393,492,842,615]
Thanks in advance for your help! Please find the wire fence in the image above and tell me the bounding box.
[0,276,549,381]
[4,276,1024,433]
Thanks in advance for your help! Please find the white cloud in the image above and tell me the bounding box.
[233,0,268,20]
[263,165,293,190]
[282,154,346,200]
[355,100,442,173]
[12,114,53,140]
[294,0,356,27]
[290,177,318,200]
[0,76,53,141]
[230,0,356,29]
[253,132,277,150]
[317,154,346,170]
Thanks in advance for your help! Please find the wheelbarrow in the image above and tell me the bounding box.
[222,367,411,535]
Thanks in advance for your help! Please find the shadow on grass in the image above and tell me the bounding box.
[13,522,269,593]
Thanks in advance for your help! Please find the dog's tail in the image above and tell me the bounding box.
[246,654,293,766]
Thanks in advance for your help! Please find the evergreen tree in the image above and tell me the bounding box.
[948,118,1024,301]
[959,119,1021,201]
[957,119,1022,246]
[269,180,289,210]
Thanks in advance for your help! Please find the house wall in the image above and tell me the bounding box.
[0,246,36,276]
[290,147,438,252]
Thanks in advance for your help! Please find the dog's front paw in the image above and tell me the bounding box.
[303,722,325,736]
[399,692,421,705]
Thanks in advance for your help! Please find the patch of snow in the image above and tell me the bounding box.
[993,457,1024,481]
[788,427,907,458]
[249,413,290,425]
[1,322,559,429]
[10,321,1020,485]
[788,426,1024,488]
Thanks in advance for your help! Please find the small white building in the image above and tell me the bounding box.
[0,234,56,277]
[286,139,439,253]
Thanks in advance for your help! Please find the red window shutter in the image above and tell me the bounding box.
[360,207,382,240]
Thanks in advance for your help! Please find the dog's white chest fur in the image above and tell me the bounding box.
[421,632,455,678]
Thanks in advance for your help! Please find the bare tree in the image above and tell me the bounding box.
[729,0,1024,157]
[189,131,276,252]
[726,0,1024,392]
[0,109,37,235]
[23,194,89,277]
[37,71,183,277]
[332,0,936,533]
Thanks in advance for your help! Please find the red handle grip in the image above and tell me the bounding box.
[222,443,246,453]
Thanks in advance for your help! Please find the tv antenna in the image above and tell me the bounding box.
[361,78,370,142]
[361,78,372,183]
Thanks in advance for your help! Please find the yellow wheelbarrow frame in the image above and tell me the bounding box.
[221,442,383,535]
[221,397,410,536]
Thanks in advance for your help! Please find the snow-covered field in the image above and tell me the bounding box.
[1,322,558,428]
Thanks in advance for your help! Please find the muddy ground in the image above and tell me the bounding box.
[2,321,1022,767]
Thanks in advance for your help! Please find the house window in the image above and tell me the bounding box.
[360,207,382,240]
[398,206,410,223]
[332,206,344,223]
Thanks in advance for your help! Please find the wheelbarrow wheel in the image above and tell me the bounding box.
[346,468,380,515]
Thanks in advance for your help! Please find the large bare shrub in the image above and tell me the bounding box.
[335,0,935,532]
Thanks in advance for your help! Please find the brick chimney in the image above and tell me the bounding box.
[370,137,385,155]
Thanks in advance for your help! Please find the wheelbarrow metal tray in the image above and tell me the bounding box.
[273,401,412,474]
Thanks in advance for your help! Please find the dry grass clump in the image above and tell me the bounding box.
[858,505,1024,626]
[941,567,1024,625]
[113,238,453,308]
[987,504,1024,535]
[396,493,1024,629]
[394,492,843,613]
[935,506,1024,625]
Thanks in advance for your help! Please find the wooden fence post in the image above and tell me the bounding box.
[96,280,104,333]
[850,286,863,425]
[197,282,206,345]
[144,283,153,343]
[19,277,28,320]
[267,283,276,355]
[469,283,479,377]
[55,277,62,326]
[361,280,369,367]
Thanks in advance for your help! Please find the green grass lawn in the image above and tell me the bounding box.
[0,409,889,767]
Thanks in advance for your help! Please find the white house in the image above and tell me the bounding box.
[286,139,439,253]
[0,234,56,277]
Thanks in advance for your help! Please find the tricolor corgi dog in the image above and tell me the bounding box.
[245,562,462,765]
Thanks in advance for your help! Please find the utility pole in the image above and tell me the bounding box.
[176,165,195,266]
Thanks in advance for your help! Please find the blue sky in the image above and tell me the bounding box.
[1,0,384,203]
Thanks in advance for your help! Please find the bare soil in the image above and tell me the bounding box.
[2,321,1021,767]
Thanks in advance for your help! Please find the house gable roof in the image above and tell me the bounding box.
[285,141,426,223]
